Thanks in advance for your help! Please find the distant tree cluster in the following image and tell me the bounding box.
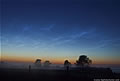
[34,55,92,67]
[34,59,51,67]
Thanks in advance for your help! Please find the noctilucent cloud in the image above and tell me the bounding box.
[1,0,120,64]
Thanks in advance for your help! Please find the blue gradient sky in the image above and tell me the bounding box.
[1,0,120,64]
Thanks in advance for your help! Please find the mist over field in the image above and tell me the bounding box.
[0,62,120,73]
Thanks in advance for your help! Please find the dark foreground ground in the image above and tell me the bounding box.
[0,68,120,81]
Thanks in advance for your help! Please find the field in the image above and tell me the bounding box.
[0,67,120,81]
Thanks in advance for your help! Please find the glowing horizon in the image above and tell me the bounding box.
[1,54,120,65]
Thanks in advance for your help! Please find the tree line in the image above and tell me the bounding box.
[34,55,92,67]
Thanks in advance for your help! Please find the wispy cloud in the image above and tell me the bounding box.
[2,27,97,51]
[40,24,55,31]
[86,38,120,50]
[70,32,88,39]
[49,31,89,46]
[21,24,55,33]
[22,25,32,32]
[52,37,64,41]
[97,39,120,48]
[54,39,72,45]
[21,26,96,49]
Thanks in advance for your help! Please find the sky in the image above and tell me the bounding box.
[1,0,120,64]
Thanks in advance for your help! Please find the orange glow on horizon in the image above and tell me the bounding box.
[1,55,120,65]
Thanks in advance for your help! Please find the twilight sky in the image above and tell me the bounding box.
[1,0,120,64]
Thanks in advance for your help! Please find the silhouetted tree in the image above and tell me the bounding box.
[64,60,71,67]
[64,60,71,71]
[75,55,92,66]
[35,59,42,66]
[43,60,51,67]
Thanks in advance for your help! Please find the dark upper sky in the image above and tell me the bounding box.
[1,0,120,63]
